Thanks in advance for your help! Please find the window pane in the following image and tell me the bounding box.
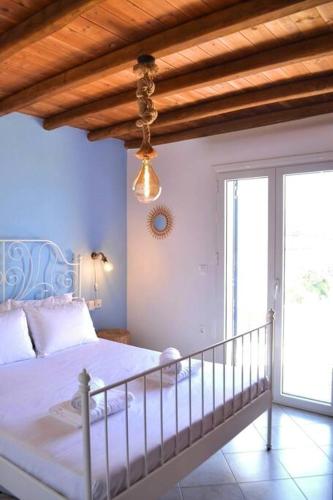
[282,171,333,404]
[225,178,268,337]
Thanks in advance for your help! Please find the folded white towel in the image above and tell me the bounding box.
[49,388,134,428]
[160,347,183,374]
[149,359,201,386]
[71,376,105,411]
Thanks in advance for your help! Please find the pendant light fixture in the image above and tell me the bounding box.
[132,54,161,204]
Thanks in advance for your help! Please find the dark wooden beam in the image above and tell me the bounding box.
[0,0,326,116]
[87,73,333,141]
[44,31,333,131]
[124,99,333,148]
[0,0,105,65]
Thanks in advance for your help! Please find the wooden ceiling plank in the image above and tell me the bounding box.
[124,97,333,148]
[289,7,328,34]
[0,0,327,116]
[264,16,303,42]
[125,0,189,27]
[317,2,333,24]
[0,0,106,65]
[44,30,333,130]
[87,73,333,140]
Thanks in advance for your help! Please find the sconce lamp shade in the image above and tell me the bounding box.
[91,252,113,272]
[103,260,114,272]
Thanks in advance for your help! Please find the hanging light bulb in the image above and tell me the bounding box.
[132,158,161,203]
[133,55,161,203]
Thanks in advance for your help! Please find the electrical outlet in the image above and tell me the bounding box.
[86,300,95,311]
[94,299,102,309]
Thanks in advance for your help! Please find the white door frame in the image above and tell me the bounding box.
[273,162,333,416]
[215,153,333,415]
[216,168,276,341]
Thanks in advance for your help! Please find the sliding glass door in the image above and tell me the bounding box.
[218,169,275,340]
[219,164,333,415]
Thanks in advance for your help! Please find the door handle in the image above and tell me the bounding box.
[274,279,280,301]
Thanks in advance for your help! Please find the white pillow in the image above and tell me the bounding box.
[54,293,73,304]
[0,309,35,365]
[0,300,11,313]
[26,301,97,356]
[11,293,73,311]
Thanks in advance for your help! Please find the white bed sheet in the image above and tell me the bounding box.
[0,340,267,499]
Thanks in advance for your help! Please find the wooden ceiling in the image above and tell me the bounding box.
[2,0,333,147]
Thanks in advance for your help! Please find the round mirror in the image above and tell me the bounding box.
[153,214,167,232]
[147,206,174,239]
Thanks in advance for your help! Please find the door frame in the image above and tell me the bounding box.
[216,158,333,416]
[216,168,276,342]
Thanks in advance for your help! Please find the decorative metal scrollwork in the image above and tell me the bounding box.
[0,240,81,301]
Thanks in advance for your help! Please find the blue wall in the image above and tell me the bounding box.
[0,113,127,329]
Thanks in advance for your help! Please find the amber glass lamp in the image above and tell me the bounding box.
[132,158,161,203]
[132,55,161,203]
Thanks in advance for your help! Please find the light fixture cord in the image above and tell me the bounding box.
[93,260,98,300]
[134,58,158,160]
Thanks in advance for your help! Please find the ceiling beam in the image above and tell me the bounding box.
[44,30,333,131]
[124,99,333,148]
[87,73,333,141]
[0,0,105,65]
[0,0,326,116]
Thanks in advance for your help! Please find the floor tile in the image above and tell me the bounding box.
[286,407,333,428]
[257,422,315,450]
[181,483,244,500]
[297,421,333,446]
[253,405,294,431]
[240,479,305,500]
[320,445,333,460]
[222,424,266,453]
[224,450,289,482]
[159,485,182,500]
[272,446,333,477]
[180,451,235,487]
[295,475,333,500]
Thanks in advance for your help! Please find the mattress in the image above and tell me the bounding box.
[0,340,267,499]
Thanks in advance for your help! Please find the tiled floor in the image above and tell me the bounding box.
[0,405,332,500]
[159,405,332,500]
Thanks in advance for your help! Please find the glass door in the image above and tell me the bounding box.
[275,166,333,414]
[219,164,333,416]
[218,169,275,340]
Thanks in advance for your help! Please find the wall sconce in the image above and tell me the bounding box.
[90,251,113,308]
[91,252,114,273]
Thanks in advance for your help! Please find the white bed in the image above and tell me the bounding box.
[0,239,273,500]
[0,339,269,500]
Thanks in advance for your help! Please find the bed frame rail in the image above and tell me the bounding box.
[80,310,275,500]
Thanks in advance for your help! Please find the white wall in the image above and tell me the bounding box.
[127,113,333,353]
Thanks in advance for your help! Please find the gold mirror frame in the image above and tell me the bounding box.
[147,205,174,239]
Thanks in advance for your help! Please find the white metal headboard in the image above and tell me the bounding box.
[0,239,81,301]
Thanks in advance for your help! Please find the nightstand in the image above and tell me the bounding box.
[97,328,130,345]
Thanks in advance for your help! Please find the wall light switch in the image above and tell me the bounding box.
[198,264,208,275]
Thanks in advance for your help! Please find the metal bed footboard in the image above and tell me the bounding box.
[79,310,275,500]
